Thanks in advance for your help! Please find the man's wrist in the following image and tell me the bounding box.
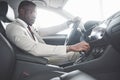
[67,20,72,26]
[67,45,71,52]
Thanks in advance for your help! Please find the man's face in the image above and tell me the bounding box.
[24,6,36,26]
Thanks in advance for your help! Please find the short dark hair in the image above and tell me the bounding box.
[18,0,36,13]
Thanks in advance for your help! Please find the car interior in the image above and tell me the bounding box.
[0,0,120,80]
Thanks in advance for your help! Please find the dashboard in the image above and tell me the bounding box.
[78,21,109,62]
[76,11,120,64]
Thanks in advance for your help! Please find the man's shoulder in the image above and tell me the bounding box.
[7,20,19,27]
[6,21,26,33]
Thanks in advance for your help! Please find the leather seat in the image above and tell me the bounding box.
[0,33,15,80]
[0,31,95,80]
[0,1,15,37]
[0,32,61,80]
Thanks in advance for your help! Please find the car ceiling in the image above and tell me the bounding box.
[2,0,68,17]
[43,0,68,8]
[4,0,68,8]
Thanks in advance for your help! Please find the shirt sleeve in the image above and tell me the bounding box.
[37,22,68,36]
[6,23,67,57]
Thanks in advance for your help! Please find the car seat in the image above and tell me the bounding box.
[0,32,96,80]
[0,32,15,80]
[0,32,62,80]
[0,1,15,37]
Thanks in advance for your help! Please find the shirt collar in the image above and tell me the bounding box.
[16,18,28,28]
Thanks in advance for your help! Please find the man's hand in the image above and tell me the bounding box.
[66,20,73,26]
[67,41,90,52]
[66,16,81,26]
[72,16,81,22]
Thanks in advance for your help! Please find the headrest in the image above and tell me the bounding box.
[0,1,15,22]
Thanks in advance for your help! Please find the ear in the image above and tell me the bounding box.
[19,8,25,15]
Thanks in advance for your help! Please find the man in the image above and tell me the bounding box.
[6,0,90,65]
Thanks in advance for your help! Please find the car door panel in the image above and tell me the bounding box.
[43,34,66,45]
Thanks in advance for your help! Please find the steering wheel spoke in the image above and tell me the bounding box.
[64,20,81,45]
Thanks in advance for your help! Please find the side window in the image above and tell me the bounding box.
[33,8,68,34]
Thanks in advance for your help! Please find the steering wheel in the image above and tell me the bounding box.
[73,21,101,64]
[64,19,89,65]
[64,20,82,45]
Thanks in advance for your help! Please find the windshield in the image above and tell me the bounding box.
[33,8,67,28]
[33,0,120,35]
[63,0,120,22]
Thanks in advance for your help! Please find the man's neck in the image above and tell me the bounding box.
[18,16,30,26]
